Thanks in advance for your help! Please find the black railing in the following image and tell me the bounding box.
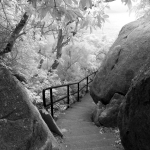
[42,71,97,117]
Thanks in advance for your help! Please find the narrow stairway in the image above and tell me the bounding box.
[56,93,117,150]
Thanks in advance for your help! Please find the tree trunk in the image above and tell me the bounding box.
[49,28,71,72]
[49,29,64,71]
[50,58,61,70]
[0,12,29,55]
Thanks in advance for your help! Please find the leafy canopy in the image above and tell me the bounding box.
[27,0,110,33]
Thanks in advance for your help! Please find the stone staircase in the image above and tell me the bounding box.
[56,94,118,150]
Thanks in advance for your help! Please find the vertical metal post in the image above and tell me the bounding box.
[50,88,54,118]
[78,83,80,101]
[86,76,88,93]
[43,89,46,107]
[67,85,70,108]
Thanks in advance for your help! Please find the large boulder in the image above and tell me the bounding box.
[92,93,124,127]
[98,93,124,127]
[91,101,105,127]
[0,65,59,150]
[118,59,150,150]
[90,16,150,104]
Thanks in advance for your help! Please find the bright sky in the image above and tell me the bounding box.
[106,0,135,21]
[106,0,129,13]
[96,0,136,39]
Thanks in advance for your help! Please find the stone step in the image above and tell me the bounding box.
[64,133,115,141]
[57,118,91,124]
[56,93,117,150]
[62,127,100,137]
[58,121,96,129]
[60,139,115,150]
[57,114,92,122]
[58,114,91,121]
[76,146,115,150]
[71,103,95,107]
[60,146,115,150]
[59,110,92,116]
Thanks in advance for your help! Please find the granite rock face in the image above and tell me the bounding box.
[90,16,150,104]
[0,65,59,150]
[118,59,150,150]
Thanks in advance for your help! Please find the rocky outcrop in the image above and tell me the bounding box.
[92,93,124,127]
[40,109,63,137]
[0,65,59,150]
[90,16,150,104]
[118,59,150,150]
[91,101,105,127]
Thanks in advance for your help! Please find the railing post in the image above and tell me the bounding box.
[50,88,54,118]
[86,76,88,93]
[77,83,80,101]
[43,89,46,107]
[67,85,70,108]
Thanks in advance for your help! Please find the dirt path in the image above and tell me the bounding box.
[56,93,117,150]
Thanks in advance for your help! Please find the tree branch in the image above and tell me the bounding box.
[61,38,70,47]
[56,29,64,58]
[0,12,29,55]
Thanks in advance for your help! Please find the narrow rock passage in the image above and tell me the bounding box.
[56,93,117,150]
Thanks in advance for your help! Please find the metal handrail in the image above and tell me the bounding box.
[42,71,97,117]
